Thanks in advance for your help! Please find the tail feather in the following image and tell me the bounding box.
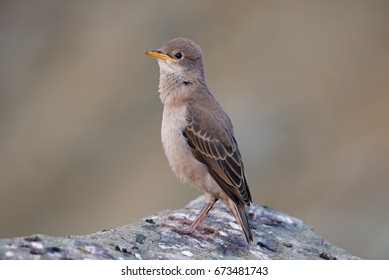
[227,199,253,243]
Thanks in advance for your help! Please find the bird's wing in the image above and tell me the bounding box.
[184,106,252,205]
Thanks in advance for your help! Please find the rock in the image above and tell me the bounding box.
[0,196,359,260]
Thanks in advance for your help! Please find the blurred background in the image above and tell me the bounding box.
[1,0,388,259]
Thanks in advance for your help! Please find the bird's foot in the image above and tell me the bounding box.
[167,215,216,233]
[163,224,211,240]
[158,215,218,240]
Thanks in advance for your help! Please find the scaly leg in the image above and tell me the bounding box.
[161,197,218,237]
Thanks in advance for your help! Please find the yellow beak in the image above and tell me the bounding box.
[144,50,177,63]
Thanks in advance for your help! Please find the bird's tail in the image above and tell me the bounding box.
[227,199,253,243]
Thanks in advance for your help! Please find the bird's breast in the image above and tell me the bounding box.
[161,104,210,190]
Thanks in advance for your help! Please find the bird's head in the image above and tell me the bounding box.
[145,37,204,78]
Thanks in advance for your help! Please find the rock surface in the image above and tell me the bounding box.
[0,196,359,260]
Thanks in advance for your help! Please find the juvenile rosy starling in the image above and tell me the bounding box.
[145,37,253,243]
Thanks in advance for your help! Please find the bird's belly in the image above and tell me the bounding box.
[161,106,211,192]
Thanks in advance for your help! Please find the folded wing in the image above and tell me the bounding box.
[183,119,252,205]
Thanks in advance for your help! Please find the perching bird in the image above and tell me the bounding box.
[145,37,253,243]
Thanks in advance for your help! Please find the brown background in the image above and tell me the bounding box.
[1,0,388,259]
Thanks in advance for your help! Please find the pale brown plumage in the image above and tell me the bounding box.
[145,37,253,243]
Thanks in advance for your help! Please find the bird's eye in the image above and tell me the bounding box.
[175,52,183,59]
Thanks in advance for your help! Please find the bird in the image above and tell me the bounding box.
[145,37,253,243]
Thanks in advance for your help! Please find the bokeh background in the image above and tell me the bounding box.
[1,0,388,259]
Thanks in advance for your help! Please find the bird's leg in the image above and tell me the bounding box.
[187,197,217,233]
[161,197,218,237]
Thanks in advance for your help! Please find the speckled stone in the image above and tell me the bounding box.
[0,196,360,260]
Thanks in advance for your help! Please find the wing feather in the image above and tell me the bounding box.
[184,120,252,205]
